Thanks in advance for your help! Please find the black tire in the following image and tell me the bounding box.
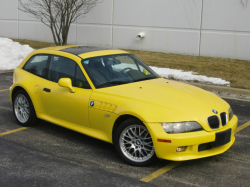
[13,90,38,127]
[114,118,156,166]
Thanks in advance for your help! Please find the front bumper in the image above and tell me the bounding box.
[145,115,238,161]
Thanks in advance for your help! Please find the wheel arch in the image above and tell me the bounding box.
[112,114,144,144]
[11,86,28,103]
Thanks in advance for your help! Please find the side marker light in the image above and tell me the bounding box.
[157,139,171,143]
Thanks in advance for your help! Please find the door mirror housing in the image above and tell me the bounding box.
[58,78,75,93]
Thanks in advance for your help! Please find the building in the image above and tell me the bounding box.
[0,0,250,60]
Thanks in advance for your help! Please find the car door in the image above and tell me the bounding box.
[40,55,92,127]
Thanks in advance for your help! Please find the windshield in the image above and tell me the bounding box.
[81,54,160,88]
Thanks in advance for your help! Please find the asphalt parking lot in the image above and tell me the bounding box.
[1,72,250,187]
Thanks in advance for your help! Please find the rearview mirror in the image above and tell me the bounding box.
[58,78,75,93]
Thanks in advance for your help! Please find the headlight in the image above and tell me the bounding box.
[161,122,203,133]
[228,107,233,121]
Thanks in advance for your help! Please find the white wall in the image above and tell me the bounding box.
[201,0,250,60]
[0,0,250,60]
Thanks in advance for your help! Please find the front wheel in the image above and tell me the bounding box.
[114,118,156,166]
[13,90,38,127]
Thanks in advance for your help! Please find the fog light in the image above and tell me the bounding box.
[176,146,187,152]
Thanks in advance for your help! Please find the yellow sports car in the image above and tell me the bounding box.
[10,46,238,166]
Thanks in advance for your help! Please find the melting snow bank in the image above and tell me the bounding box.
[0,38,230,86]
[150,66,230,86]
[0,38,34,70]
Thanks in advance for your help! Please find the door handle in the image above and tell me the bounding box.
[43,88,51,92]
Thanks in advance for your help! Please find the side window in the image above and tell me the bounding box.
[23,55,49,78]
[48,56,75,83]
[75,66,91,89]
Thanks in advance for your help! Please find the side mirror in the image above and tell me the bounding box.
[58,78,75,93]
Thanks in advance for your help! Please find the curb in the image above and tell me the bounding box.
[187,82,250,100]
[0,70,14,74]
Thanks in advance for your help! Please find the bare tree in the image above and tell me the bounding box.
[240,0,248,7]
[19,0,100,46]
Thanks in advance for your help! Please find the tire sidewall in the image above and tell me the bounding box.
[13,90,37,127]
[114,118,156,166]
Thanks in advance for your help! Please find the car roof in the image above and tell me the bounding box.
[39,45,128,58]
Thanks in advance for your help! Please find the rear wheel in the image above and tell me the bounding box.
[114,118,156,166]
[13,90,38,127]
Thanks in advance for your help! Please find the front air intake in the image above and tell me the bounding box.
[207,115,220,129]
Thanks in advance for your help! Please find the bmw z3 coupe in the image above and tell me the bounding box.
[10,46,238,166]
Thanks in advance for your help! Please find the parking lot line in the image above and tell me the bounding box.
[0,127,30,137]
[0,89,9,92]
[235,121,250,133]
[140,162,182,182]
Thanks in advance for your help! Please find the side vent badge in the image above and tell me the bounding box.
[104,114,110,117]
[90,101,94,107]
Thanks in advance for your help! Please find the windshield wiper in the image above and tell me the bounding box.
[97,81,128,88]
[134,77,156,82]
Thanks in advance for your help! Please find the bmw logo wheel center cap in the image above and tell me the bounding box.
[136,140,141,145]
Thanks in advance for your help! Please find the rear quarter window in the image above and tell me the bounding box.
[23,55,49,78]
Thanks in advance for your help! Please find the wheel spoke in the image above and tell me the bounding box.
[139,129,146,136]
[143,132,149,138]
[128,146,133,152]
[128,130,135,138]
[144,145,154,148]
[18,96,22,105]
[23,104,29,107]
[140,149,146,157]
[132,128,137,137]
[143,147,152,152]
[21,112,25,120]
[124,142,132,145]
[143,141,153,145]
[142,137,151,140]
[132,149,136,156]
[21,96,25,104]
[124,134,132,140]
[122,138,132,144]
[24,108,30,114]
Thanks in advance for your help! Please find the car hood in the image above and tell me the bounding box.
[95,78,229,131]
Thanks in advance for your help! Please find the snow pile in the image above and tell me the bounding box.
[0,38,34,70]
[151,66,230,86]
[0,38,230,86]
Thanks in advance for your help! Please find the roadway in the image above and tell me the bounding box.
[0,72,250,187]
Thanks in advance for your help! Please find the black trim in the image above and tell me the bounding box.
[45,55,51,79]
[74,62,77,87]
[198,143,213,152]
[43,88,51,92]
[220,112,227,126]
[60,46,112,56]
[212,128,231,147]
[207,115,220,129]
